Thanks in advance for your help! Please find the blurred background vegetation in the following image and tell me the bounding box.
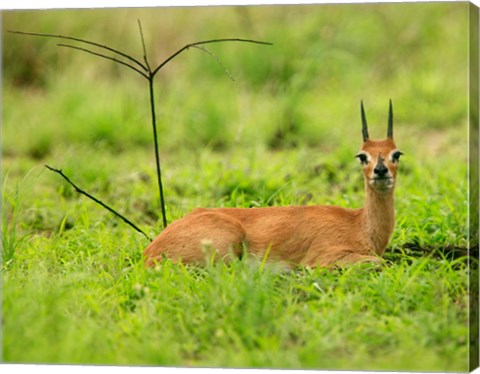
[3,3,468,154]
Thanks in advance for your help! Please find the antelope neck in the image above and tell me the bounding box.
[362,185,395,254]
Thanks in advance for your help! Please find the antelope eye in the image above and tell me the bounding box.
[392,151,404,162]
[356,153,368,164]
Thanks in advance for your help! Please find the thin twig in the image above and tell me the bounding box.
[191,45,235,82]
[137,20,151,73]
[9,30,148,73]
[57,43,149,79]
[152,38,273,77]
[45,165,152,241]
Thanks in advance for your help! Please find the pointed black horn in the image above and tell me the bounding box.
[387,99,393,139]
[361,100,369,142]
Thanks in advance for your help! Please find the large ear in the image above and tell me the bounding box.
[361,100,369,142]
[387,99,393,139]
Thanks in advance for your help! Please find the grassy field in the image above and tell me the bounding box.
[1,3,474,371]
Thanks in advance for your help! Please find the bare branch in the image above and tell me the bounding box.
[57,43,149,79]
[152,38,273,77]
[8,30,148,73]
[45,165,152,242]
[191,45,235,82]
[14,28,272,232]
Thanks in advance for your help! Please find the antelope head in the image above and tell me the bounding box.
[356,100,403,193]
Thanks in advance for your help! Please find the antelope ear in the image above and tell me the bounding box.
[387,99,393,139]
[361,100,369,142]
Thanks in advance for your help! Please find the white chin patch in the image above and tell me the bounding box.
[369,178,394,191]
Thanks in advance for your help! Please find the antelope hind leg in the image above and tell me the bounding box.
[144,212,246,266]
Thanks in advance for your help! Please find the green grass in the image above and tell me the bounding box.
[2,248,469,370]
[1,2,473,371]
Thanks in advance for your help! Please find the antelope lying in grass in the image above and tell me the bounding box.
[145,101,403,267]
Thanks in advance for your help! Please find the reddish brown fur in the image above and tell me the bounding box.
[144,136,401,268]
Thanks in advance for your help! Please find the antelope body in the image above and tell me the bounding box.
[144,101,403,267]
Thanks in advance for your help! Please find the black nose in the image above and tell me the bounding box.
[374,164,388,177]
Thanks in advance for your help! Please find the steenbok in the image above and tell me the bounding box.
[145,100,403,267]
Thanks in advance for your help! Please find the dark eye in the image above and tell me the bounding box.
[356,153,368,165]
[392,151,404,162]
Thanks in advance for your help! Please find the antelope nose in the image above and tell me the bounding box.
[374,164,388,177]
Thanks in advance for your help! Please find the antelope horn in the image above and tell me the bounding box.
[360,100,369,142]
[387,99,393,139]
